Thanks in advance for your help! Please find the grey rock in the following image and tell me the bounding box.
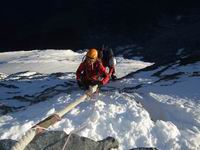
[0,131,119,150]
[0,139,17,150]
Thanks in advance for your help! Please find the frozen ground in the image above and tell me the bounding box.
[0,49,200,150]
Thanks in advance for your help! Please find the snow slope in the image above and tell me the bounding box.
[0,49,149,78]
[0,49,200,150]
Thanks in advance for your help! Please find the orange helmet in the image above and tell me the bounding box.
[86,48,98,59]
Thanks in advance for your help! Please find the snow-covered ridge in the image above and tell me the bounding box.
[0,49,200,150]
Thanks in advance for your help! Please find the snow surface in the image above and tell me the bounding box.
[0,49,149,78]
[0,49,200,150]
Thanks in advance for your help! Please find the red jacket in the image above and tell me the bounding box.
[76,60,110,85]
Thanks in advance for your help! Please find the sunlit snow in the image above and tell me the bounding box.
[0,49,199,150]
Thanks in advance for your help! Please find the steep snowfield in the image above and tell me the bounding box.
[0,49,200,150]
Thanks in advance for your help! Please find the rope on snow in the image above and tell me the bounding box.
[11,85,98,150]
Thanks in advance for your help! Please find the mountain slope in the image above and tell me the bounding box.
[0,49,199,150]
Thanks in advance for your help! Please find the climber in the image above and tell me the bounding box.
[98,45,117,80]
[76,48,110,89]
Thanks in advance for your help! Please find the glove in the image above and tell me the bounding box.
[92,80,103,86]
[111,74,117,81]
[77,80,83,88]
[98,80,103,85]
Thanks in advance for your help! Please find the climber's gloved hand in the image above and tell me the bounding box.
[92,80,103,86]
[111,74,117,81]
[77,79,83,88]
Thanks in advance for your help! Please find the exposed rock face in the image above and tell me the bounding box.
[0,139,17,150]
[0,131,158,150]
[0,131,119,150]
[0,131,158,149]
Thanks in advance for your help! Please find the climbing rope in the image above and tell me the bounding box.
[11,85,98,150]
[61,99,98,150]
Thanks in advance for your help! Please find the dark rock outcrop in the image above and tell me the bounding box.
[0,131,158,149]
[0,131,119,150]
